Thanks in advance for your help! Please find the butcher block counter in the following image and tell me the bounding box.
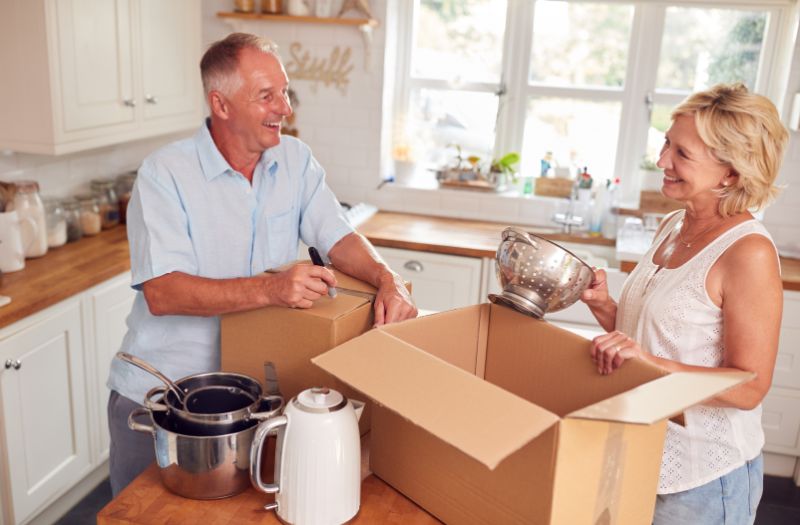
[1,212,798,331]
[97,465,439,525]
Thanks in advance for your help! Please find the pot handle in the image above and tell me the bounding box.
[143,386,169,412]
[128,407,154,434]
[249,394,285,421]
[502,227,540,250]
[250,415,287,498]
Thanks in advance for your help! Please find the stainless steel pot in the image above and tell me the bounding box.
[129,406,260,499]
[144,372,283,433]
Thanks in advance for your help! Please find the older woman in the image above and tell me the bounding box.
[581,83,788,524]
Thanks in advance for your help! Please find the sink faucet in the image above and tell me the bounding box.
[552,187,584,234]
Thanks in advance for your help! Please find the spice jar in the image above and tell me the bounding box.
[234,0,255,12]
[76,195,102,236]
[115,172,137,224]
[43,198,67,248]
[91,178,120,229]
[8,180,48,258]
[62,198,83,242]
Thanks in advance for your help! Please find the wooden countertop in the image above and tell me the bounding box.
[0,226,131,330]
[356,211,614,259]
[2,213,798,331]
[97,464,439,524]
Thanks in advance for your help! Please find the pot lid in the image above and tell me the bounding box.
[294,387,347,413]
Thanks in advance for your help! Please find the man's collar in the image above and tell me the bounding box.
[196,119,278,181]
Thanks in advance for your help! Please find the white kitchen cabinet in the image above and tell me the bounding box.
[82,272,135,464]
[763,291,800,479]
[0,300,91,525]
[375,247,483,312]
[0,0,202,155]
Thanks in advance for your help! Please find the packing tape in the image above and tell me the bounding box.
[593,423,626,525]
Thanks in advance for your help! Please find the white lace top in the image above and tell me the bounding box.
[617,210,773,494]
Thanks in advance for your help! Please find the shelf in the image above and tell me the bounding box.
[216,12,378,28]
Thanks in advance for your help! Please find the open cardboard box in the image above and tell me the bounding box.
[313,303,752,525]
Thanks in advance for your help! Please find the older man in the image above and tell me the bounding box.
[106,33,416,495]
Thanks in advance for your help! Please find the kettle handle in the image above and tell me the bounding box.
[250,415,288,496]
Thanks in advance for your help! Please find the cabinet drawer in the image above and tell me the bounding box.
[376,247,482,312]
[762,387,800,455]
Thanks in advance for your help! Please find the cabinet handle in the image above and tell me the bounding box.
[403,260,424,272]
[145,94,159,104]
[4,359,21,370]
[122,98,137,107]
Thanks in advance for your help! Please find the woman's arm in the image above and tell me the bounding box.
[591,234,782,410]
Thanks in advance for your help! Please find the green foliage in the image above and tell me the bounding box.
[490,152,521,182]
[708,15,764,86]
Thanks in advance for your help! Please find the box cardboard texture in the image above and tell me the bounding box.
[313,303,752,525]
[221,266,392,435]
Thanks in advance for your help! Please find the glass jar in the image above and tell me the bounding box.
[115,172,137,224]
[9,180,48,258]
[91,178,120,229]
[43,198,67,248]
[62,198,83,242]
[76,194,102,236]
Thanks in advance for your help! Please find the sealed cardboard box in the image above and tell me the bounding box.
[313,303,751,525]
[221,266,385,434]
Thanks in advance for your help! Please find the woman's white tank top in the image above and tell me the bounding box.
[617,210,775,494]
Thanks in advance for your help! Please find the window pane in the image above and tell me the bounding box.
[529,1,634,87]
[405,88,498,166]
[657,7,767,92]
[645,104,671,166]
[521,98,621,183]
[412,0,507,83]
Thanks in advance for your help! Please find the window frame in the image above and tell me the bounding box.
[390,0,799,207]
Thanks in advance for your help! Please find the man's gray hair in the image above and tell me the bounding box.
[200,33,280,97]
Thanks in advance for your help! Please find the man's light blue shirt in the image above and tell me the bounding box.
[108,122,354,403]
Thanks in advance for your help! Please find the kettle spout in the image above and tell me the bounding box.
[351,399,365,422]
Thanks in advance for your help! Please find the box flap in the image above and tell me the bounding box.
[567,370,754,424]
[313,329,560,469]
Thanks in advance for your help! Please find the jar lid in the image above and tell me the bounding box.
[14,180,40,193]
[75,193,97,203]
[62,197,80,209]
[90,178,115,189]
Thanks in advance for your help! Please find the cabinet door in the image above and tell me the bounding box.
[773,291,800,390]
[376,247,482,312]
[53,0,136,133]
[0,301,90,525]
[762,387,800,456]
[138,0,201,121]
[85,273,136,462]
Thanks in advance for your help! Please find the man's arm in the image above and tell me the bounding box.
[141,264,337,317]
[327,232,417,325]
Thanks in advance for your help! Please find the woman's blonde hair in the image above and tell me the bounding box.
[671,82,788,216]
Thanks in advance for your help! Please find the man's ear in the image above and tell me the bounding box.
[209,91,229,120]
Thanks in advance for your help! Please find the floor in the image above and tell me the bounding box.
[55,475,800,524]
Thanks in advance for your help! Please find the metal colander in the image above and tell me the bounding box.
[488,227,595,318]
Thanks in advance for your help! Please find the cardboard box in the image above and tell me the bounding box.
[221,266,386,434]
[313,303,751,524]
[534,177,574,198]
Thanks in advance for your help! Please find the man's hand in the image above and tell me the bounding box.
[373,272,417,326]
[264,263,337,309]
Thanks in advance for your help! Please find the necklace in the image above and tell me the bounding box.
[676,217,722,248]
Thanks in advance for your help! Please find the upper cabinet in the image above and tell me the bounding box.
[0,0,203,155]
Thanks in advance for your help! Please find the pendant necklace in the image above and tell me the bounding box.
[677,217,722,248]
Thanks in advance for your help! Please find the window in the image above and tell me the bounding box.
[390,0,796,206]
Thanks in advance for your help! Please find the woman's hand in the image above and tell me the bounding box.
[590,330,645,375]
[580,268,618,332]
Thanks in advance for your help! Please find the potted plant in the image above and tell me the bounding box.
[488,152,521,190]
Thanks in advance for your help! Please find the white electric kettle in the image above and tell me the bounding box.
[250,387,363,525]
